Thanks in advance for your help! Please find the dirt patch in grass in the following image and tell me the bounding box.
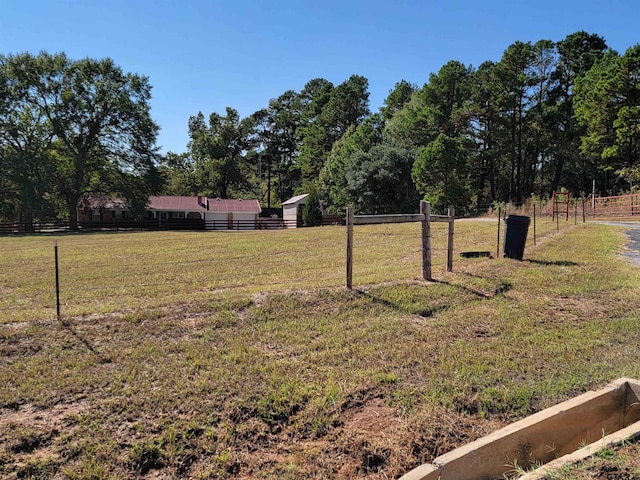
[0,401,87,477]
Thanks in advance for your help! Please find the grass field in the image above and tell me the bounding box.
[1,217,639,479]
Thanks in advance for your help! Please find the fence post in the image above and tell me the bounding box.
[346,208,354,289]
[447,207,454,272]
[533,203,537,246]
[54,241,61,322]
[496,206,502,259]
[421,201,432,281]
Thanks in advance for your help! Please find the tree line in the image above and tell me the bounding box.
[2,31,640,230]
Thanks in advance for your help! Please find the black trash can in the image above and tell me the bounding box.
[503,215,530,260]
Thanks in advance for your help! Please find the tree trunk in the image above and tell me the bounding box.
[21,206,35,233]
[67,196,79,231]
[515,97,524,203]
[551,154,565,195]
[509,113,517,203]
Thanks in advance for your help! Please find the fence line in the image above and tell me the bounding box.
[0,216,347,236]
[493,200,587,257]
[593,193,640,217]
[345,201,455,289]
[2,207,590,324]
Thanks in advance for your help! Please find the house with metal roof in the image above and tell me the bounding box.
[196,197,262,230]
[78,195,262,230]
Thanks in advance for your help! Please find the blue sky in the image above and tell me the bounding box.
[2,0,639,154]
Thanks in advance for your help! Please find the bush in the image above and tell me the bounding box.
[302,188,322,227]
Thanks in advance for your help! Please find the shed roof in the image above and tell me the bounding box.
[282,193,309,206]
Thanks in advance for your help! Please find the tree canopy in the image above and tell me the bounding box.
[3,31,639,226]
[0,52,161,229]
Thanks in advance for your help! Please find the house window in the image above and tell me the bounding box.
[176,211,185,219]
[121,211,126,218]
[92,210,100,221]
[112,211,116,218]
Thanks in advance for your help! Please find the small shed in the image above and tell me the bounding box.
[282,194,308,228]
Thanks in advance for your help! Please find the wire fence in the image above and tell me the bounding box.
[0,216,346,236]
[1,203,588,324]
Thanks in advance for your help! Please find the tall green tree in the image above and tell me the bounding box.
[297,78,334,183]
[419,60,473,138]
[548,31,608,194]
[412,134,471,214]
[321,74,370,142]
[345,144,418,214]
[0,52,161,229]
[469,61,506,203]
[385,61,472,148]
[0,54,55,229]
[575,45,640,194]
[251,90,302,206]
[159,151,198,195]
[298,75,370,183]
[188,108,253,199]
[380,80,416,121]
[494,41,534,202]
[524,39,558,197]
[319,113,384,212]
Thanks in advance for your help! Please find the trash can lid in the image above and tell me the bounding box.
[505,214,531,226]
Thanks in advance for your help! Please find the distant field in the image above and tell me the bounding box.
[1,218,639,479]
[2,216,560,323]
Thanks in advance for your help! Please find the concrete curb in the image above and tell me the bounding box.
[518,419,640,479]
[400,378,640,480]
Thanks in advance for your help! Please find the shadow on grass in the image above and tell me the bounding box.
[60,319,111,364]
[353,277,509,319]
[525,259,580,267]
[440,272,513,297]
